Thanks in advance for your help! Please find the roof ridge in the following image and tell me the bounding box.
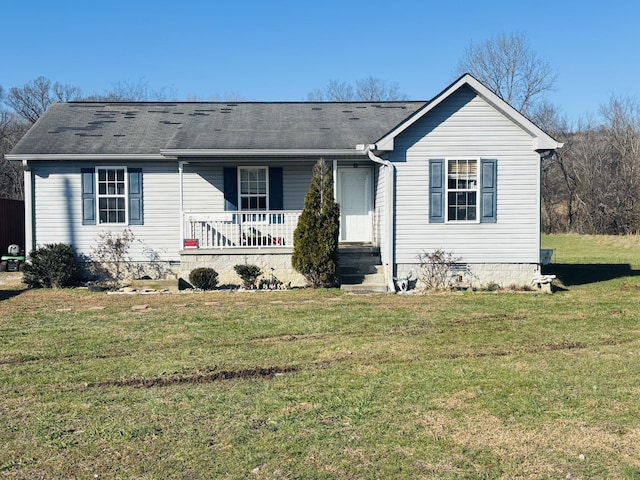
[64,100,429,106]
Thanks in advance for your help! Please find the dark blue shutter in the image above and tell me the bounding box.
[269,167,283,210]
[429,159,445,223]
[224,167,238,211]
[81,168,96,225]
[269,167,284,224]
[480,159,497,223]
[128,168,143,225]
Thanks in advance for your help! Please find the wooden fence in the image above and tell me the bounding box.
[0,199,25,255]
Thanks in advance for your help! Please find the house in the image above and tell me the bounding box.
[6,74,561,291]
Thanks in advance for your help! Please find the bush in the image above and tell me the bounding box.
[188,267,219,290]
[416,249,461,291]
[89,229,135,288]
[23,243,81,288]
[234,264,261,289]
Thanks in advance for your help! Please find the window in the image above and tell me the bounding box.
[223,166,283,212]
[98,168,127,223]
[81,167,143,226]
[447,159,477,221]
[429,158,496,224]
[239,167,268,210]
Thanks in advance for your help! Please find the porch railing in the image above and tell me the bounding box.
[183,211,301,249]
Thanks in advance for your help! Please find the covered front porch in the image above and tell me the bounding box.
[177,157,380,251]
[175,157,385,287]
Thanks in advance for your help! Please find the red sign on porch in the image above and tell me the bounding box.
[183,239,199,249]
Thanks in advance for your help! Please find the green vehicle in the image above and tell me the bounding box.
[1,244,25,272]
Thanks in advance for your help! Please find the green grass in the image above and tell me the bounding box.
[1,235,640,478]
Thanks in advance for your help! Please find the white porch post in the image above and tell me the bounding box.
[332,158,338,201]
[22,160,33,256]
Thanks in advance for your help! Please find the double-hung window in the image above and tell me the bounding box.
[239,167,268,211]
[429,158,496,223]
[97,167,127,223]
[447,159,478,221]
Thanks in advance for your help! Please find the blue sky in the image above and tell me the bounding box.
[3,0,638,125]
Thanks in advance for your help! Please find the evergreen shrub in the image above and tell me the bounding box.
[233,264,261,289]
[23,243,81,288]
[292,158,340,287]
[188,267,219,290]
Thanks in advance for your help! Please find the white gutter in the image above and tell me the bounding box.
[365,145,396,293]
[5,154,170,161]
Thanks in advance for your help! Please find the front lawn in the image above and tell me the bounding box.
[1,235,640,478]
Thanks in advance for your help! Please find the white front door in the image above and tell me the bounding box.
[338,167,373,242]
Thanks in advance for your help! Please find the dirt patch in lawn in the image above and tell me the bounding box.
[87,365,299,388]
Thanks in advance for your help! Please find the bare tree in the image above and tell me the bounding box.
[83,78,177,102]
[1,76,81,198]
[540,96,640,235]
[0,86,28,199]
[185,92,247,102]
[356,76,407,101]
[6,76,82,123]
[456,32,556,115]
[533,102,577,232]
[308,77,406,102]
[595,96,640,233]
[308,80,355,101]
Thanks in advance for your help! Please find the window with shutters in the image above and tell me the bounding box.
[97,167,127,224]
[429,158,496,224]
[81,167,143,226]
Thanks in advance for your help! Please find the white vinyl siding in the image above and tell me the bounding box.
[32,161,180,261]
[373,163,386,251]
[391,86,540,264]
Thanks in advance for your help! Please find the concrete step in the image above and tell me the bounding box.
[338,244,385,292]
[340,268,387,293]
[341,282,388,294]
[340,273,385,285]
[340,264,384,276]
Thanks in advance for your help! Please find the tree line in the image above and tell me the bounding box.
[459,33,640,235]
[0,77,183,200]
[2,34,640,234]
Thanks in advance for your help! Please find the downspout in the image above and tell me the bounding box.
[539,150,555,161]
[366,145,396,293]
[22,159,33,257]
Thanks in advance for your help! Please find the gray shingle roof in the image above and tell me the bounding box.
[10,101,427,156]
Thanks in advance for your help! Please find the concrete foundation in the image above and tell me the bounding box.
[179,248,307,287]
[395,262,542,290]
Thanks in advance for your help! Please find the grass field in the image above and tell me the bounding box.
[1,234,640,479]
